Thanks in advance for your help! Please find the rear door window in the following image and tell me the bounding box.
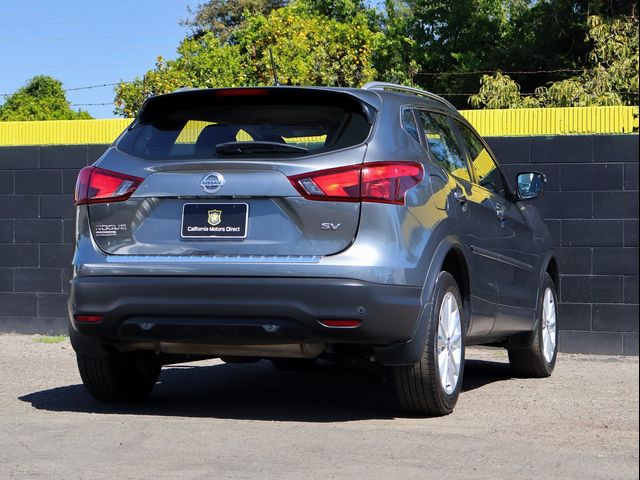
[117,89,373,160]
[417,111,471,182]
[454,120,509,197]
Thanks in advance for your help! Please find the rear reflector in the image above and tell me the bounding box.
[75,315,103,323]
[319,319,362,328]
[75,166,143,206]
[289,162,423,205]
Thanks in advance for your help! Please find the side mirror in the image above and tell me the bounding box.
[516,172,545,200]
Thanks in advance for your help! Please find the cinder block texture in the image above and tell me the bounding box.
[0,137,637,355]
[487,135,639,354]
[0,145,108,334]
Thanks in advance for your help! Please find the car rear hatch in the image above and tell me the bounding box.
[80,87,378,257]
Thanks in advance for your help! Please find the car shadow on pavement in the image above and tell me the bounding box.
[19,358,514,422]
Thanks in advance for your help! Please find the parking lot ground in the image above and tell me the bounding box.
[0,333,637,480]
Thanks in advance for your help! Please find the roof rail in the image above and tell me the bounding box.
[362,82,456,110]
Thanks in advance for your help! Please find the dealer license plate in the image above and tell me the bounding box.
[181,203,248,238]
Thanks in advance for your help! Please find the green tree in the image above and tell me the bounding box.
[293,0,377,24]
[469,14,639,108]
[115,5,379,116]
[383,0,635,106]
[371,0,420,84]
[182,0,287,41]
[237,6,378,86]
[538,14,639,106]
[401,0,526,101]
[117,0,639,115]
[115,35,247,117]
[0,76,92,121]
[468,71,538,109]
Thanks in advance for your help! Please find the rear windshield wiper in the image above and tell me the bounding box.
[215,141,308,155]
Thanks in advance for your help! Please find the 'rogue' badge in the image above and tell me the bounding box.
[200,172,225,193]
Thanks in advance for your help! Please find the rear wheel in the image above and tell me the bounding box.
[270,358,317,370]
[76,351,161,402]
[393,271,465,416]
[508,273,558,377]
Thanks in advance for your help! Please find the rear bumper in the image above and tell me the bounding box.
[68,276,422,357]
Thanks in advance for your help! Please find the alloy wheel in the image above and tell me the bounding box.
[437,292,463,395]
[542,287,557,364]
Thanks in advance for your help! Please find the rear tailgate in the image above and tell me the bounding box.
[85,88,377,257]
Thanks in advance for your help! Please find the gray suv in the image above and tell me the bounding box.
[69,82,558,416]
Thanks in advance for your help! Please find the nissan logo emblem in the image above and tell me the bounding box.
[200,172,225,193]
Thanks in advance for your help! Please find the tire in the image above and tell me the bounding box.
[393,271,465,416]
[508,273,558,378]
[270,358,317,370]
[76,351,161,403]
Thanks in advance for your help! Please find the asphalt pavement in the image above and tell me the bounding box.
[0,334,637,480]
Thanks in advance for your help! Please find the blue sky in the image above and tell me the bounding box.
[0,0,199,118]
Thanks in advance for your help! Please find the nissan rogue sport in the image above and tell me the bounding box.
[68,82,558,416]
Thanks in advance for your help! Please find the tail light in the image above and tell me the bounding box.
[74,166,143,206]
[288,162,423,205]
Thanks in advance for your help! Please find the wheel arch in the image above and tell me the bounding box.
[545,255,559,288]
[537,250,559,307]
[375,236,469,366]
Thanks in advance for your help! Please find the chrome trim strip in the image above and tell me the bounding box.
[470,246,533,272]
[106,255,322,264]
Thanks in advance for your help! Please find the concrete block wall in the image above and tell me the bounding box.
[0,144,109,334]
[0,135,638,354]
[491,135,639,355]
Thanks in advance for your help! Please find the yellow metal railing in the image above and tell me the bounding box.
[0,119,131,146]
[462,105,638,137]
[0,106,637,146]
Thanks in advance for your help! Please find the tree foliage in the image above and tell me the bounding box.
[182,0,286,41]
[393,0,637,105]
[294,0,379,25]
[115,3,379,116]
[115,0,639,115]
[469,14,639,108]
[0,76,92,121]
[115,36,246,117]
[371,0,420,84]
[238,5,378,86]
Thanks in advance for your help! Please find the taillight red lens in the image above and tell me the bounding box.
[291,164,361,201]
[289,162,423,205]
[74,166,143,206]
[319,319,362,328]
[75,315,103,323]
[361,163,424,204]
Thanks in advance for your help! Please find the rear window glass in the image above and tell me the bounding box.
[417,111,471,182]
[117,89,373,160]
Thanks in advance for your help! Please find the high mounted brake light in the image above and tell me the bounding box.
[215,88,269,96]
[74,166,143,206]
[288,162,424,205]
